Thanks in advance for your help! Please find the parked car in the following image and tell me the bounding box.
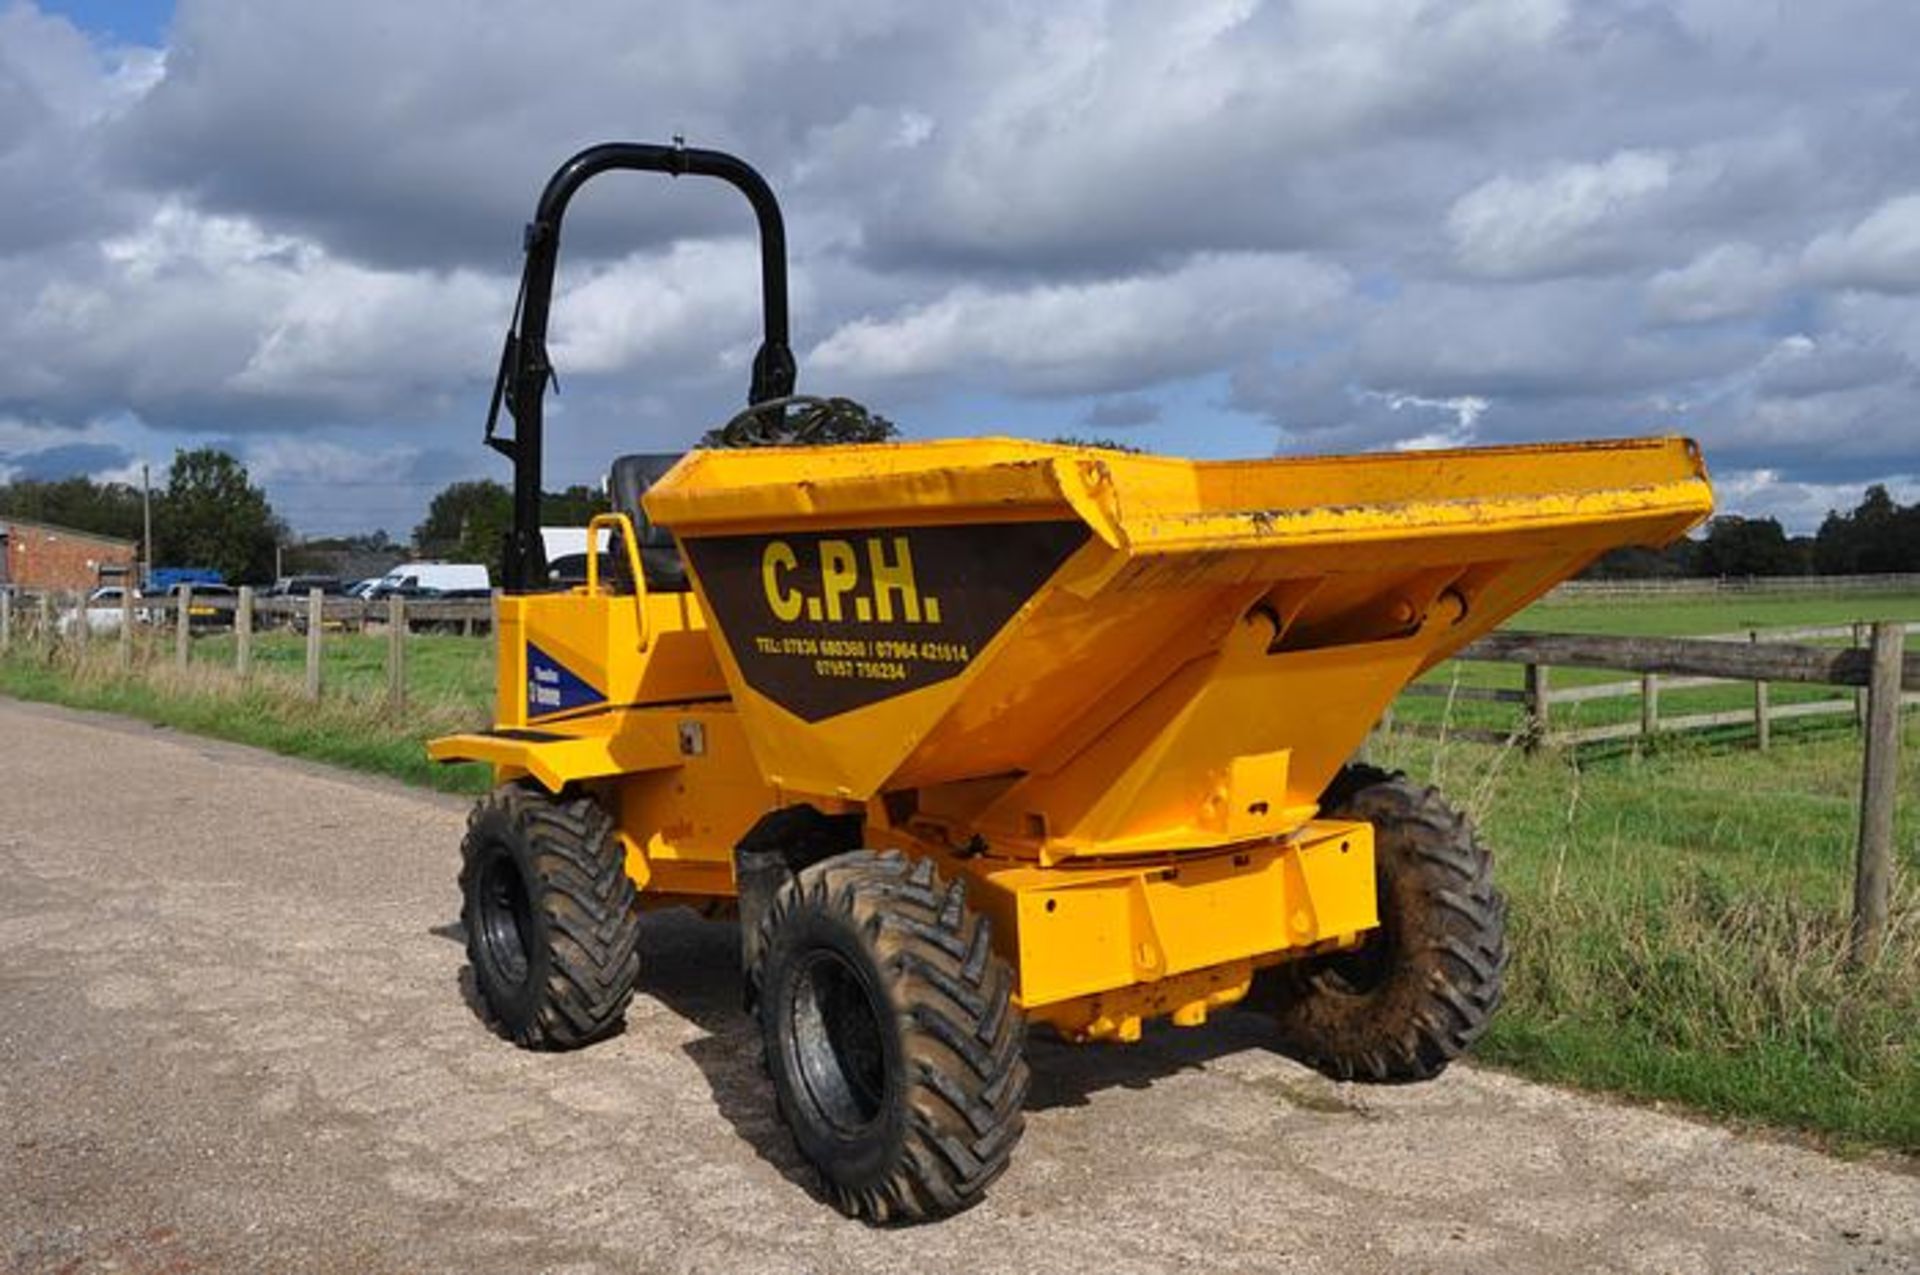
[263,575,348,630]
[265,574,347,598]
[59,585,134,636]
[544,550,629,589]
[365,562,490,598]
[175,582,237,630]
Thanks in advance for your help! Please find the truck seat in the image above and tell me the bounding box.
[607,453,691,592]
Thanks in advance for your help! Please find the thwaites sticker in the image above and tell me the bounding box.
[681,521,1090,722]
[526,641,604,718]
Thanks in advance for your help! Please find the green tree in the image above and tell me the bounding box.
[1580,540,1699,579]
[1814,484,1918,575]
[413,479,512,571]
[0,476,145,542]
[414,480,620,578]
[1694,515,1806,578]
[153,448,282,582]
[540,483,610,526]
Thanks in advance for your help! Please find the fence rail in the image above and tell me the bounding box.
[1550,573,1920,598]
[1392,621,1913,961]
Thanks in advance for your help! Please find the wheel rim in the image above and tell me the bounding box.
[786,948,889,1136]
[476,847,534,987]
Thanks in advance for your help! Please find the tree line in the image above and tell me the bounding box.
[0,449,283,583]
[9,433,1905,585]
[0,452,605,584]
[0,407,902,584]
[1583,484,1920,579]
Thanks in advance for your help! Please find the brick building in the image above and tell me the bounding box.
[0,518,138,593]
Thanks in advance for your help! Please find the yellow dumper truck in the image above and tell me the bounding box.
[432,142,1714,1223]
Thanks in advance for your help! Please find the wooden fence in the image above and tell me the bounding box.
[1397,621,1915,960]
[2,589,1911,958]
[1398,622,1920,749]
[0,586,495,707]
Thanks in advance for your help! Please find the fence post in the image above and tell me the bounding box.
[69,590,88,657]
[236,586,254,678]
[1853,622,1868,727]
[119,585,134,671]
[1849,622,1905,964]
[37,593,52,656]
[386,595,407,711]
[1750,630,1770,751]
[0,589,10,652]
[1524,661,1551,750]
[304,587,323,700]
[1639,672,1659,741]
[175,586,191,669]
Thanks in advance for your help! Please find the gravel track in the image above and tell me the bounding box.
[1,697,1913,1274]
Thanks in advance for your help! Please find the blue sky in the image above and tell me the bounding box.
[37,0,164,44]
[4,0,1919,538]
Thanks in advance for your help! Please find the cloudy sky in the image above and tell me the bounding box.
[3,0,1918,537]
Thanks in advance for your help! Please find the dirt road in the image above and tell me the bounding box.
[0,698,1913,1274]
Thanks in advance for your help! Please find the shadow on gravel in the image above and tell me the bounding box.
[637,910,819,1196]
[431,907,1307,1199]
[623,908,1296,1197]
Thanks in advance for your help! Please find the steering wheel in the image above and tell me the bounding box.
[708,395,835,447]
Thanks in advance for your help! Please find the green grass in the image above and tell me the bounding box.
[1373,724,1919,1153]
[1516,589,1920,637]
[0,632,493,794]
[2,589,1916,1152]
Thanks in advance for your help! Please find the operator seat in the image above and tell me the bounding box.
[607,453,691,592]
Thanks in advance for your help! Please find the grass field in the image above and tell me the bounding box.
[2,588,1916,1152]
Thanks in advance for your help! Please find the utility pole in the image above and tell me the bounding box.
[141,462,153,588]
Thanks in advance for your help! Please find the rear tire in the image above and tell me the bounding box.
[750,850,1027,1224]
[459,784,643,1049]
[1260,765,1507,1082]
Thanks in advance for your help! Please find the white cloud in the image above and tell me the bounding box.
[1448,150,1675,278]
[1646,242,1792,323]
[0,201,511,422]
[809,253,1349,394]
[1711,467,1920,532]
[1372,392,1489,450]
[547,240,763,376]
[3,0,1919,537]
[1802,193,1920,293]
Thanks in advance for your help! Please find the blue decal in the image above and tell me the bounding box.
[526,642,604,717]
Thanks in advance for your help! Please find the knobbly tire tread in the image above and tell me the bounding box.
[750,849,1028,1224]
[459,783,643,1050]
[1263,764,1508,1083]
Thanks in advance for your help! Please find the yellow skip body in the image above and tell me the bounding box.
[432,434,1711,1039]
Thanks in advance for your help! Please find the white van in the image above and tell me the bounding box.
[371,562,491,596]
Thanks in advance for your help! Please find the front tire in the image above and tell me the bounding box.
[751,850,1028,1224]
[459,784,643,1049]
[1260,765,1507,1082]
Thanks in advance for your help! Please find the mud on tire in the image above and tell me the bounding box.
[750,849,1028,1224]
[459,783,643,1050]
[1260,764,1507,1083]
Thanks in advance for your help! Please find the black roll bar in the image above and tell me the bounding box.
[483,141,796,592]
